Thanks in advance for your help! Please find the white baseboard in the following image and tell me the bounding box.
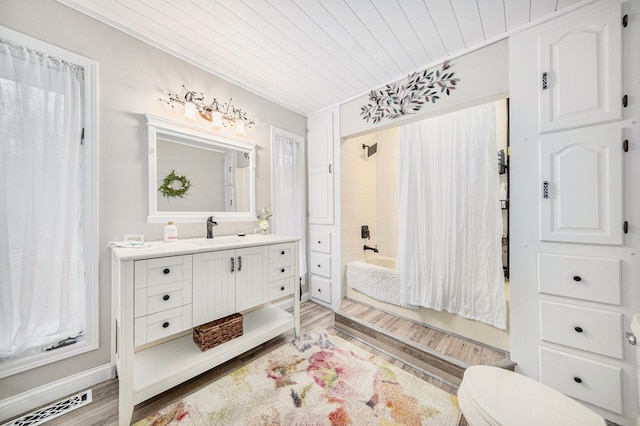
[0,363,112,422]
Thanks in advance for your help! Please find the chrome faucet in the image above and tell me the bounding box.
[363,244,379,253]
[206,216,218,239]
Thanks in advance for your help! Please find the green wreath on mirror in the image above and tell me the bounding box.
[159,170,191,198]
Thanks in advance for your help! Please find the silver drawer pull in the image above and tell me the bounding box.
[163,295,170,301]
[162,322,170,328]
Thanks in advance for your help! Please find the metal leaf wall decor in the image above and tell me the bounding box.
[360,61,460,124]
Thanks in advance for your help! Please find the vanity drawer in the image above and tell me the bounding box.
[311,276,331,304]
[537,253,621,305]
[539,301,623,359]
[539,346,622,414]
[270,277,295,300]
[269,243,294,263]
[135,280,193,318]
[134,305,192,347]
[269,261,294,281]
[310,253,331,278]
[310,231,331,254]
[135,255,193,288]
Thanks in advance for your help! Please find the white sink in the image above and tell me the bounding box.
[188,236,242,246]
[632,313,640,339]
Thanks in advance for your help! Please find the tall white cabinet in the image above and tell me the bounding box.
[307,107,341,308]
[510,1,640,424]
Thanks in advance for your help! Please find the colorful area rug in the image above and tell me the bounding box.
[135,331,461,425]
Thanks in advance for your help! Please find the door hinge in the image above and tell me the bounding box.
[541,72,548,90]
[624,221,629,234]
[623,139,629,152]
[623,14,628,28]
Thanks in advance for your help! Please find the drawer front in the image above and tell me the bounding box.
[310,253,331,278]
[537,253,621,304]
[135,280,193,318]
[539,346,622,414]
[270,277,295,300]
[311,276,331,304]
[269,242,294,264]
[269,261,294,281]
[135,255,193,288]
[539,301,623,359]
[134,305,192,347]
[310,231,331,254]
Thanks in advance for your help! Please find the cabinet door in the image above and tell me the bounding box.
[192,250,236,325]
[539,125,623,245]
[235,246,269,311]
[538,5,622,133]
[308,110,334,225]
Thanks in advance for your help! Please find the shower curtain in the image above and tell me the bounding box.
[271,127,307,276]
[0,38,86,359]
[397,102,506,329]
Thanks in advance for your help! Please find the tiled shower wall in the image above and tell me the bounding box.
[341,127,400,283]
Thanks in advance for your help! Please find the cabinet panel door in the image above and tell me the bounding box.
[235,246,269,311]
[192,250,236,326]
[538,5,621,133]
[308,110,334,225]
[539,125,623,245]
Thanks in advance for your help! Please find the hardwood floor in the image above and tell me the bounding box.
[14,300,498,425]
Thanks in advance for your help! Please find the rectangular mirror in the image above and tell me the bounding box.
[146,113,256,223]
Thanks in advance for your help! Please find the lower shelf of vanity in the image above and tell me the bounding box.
[130,304,294,404]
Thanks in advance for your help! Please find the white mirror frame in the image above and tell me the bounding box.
[146,113,257,223]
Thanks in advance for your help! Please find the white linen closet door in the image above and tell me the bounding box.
[538,5,622,133]
[539,125,624,245]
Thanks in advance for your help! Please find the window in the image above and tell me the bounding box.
[0,25,98,378]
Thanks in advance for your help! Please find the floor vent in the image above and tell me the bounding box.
[2,390,92,426]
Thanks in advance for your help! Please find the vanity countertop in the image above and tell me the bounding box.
[110,234,299,261]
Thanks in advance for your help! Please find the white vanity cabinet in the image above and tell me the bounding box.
[111,235,300,426]
[192,246,269,324]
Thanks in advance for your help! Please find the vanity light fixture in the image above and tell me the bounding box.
[159,85,255,136]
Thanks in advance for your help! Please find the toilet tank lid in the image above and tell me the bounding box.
[459,366,604,426]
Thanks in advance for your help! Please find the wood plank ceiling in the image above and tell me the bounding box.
[58,0,583,116]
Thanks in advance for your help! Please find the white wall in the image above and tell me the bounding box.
[0,0,306,401]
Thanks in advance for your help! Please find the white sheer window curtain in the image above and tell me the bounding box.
[397,102,506,329]
[271,127,306,277]
[0,37,86,361]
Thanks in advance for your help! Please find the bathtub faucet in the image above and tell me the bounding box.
[363,244,379,253]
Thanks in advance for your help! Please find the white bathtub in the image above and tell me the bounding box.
[346,256,418,309]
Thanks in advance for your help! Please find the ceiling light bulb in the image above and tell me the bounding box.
[235,119,246,136]
[183,101,197,120]
[211,111,223,129]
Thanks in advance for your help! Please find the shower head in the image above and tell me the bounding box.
[362,143,378,157]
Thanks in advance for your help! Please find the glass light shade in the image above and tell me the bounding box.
[235,119,246,136]
[183,101,197,120]
[211,111,223,129]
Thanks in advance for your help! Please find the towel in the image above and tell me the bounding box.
[346,261,418,310]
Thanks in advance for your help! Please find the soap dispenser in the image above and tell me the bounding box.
[164,221,178,242]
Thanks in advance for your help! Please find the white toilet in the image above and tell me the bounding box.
[457,365,605,426]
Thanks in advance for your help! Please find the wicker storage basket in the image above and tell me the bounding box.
[193,313,243,351]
